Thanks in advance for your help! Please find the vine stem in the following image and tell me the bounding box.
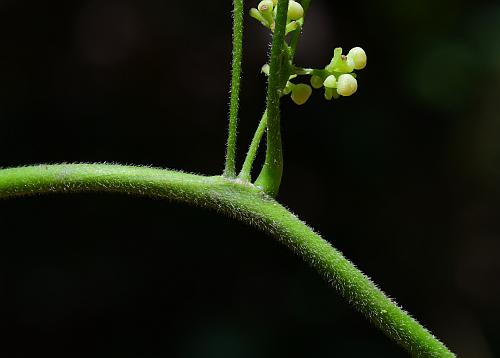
[240,0,310,185]
[254,0,290,197]
[224,0,244,178]
[239,110,267,182]
[0,164,454,357]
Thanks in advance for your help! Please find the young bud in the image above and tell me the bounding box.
[291,83,312,105]
[250,8,268,26]
[310,75,324,89]
[324,87,334,101]
[258,0,275,27]
[288,1,304,21]
[336,74,358,96]
[258,0,274,12]
[323,75,337,89]
[347,47,367,70]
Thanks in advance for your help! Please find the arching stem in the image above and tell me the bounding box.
[0,164,455,357]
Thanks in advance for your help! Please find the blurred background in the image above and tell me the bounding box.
[1,0,499,356]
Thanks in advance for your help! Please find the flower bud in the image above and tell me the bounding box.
[288,1,304,21]
[258,0,274,12]
[347,47,367,70]
[250,8,268,26]
[324,87,334,101]
[336,74,358,96]
[310,75,324,89]
[291,83,312,105]
[323,75,337,89]
[258,0,275,27]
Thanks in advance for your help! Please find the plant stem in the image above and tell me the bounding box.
[224,0,245,178]
[241,0,311,184]
[239,110,267,182]
[0,164,455,357]
[289,0,311,58]
[254,0,290,197]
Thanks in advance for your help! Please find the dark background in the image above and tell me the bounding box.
[1,0,499,356]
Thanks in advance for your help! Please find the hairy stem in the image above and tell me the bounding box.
[0,164,454,357]
[254,0,290,197]
[224,0,244,178]
[241,0,311,184]
[239,110,267,182]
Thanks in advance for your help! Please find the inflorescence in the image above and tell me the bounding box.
[250,0,367,106]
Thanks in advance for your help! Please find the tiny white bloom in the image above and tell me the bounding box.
[347,47,367,70]
[336,74,358,96]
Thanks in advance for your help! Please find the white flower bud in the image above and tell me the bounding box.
[323,75,337,89]
[258,0,275,27]
[288,1,304,21]
[347,47,367,70]
[258,0,274,12]
[336,74,358,96]
[291,83,312,105]
[310,75,324,89]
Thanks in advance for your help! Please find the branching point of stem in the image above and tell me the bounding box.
[224,0,245,178]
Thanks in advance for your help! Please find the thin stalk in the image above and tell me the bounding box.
[241,0,311,185]
[254,0,290,197]
[289,0,311,58]
[224,0,245,178]
[239,110,267,182]
[0,164,455,357]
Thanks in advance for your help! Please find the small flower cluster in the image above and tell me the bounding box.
[287,47,367,105]
[250,1,367,106]
[250,0,304,34]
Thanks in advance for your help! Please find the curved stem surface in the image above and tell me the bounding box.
[0,164,454,357]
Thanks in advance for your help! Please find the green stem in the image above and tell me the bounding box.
[0,164,454,357]
[289,0,311,58]
[239,110,268,182]
[254,0,290,197]
[224,0,244,178]
[241,0,311,185]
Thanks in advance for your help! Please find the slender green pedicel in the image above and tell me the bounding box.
[224,0,244,178]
